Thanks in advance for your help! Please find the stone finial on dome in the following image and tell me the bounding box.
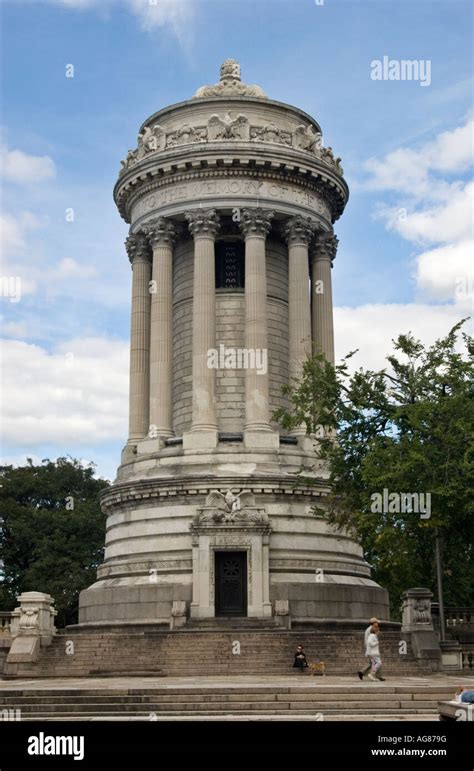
[220,59,241,83]
[193,59,267,99]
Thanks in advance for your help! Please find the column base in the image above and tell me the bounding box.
[136,437,167,455]
[183,429,218,450]
[244,430,280,450]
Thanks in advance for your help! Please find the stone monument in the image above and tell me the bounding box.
[79,60,390,626]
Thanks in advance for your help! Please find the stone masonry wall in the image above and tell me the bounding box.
[172,236,289,434]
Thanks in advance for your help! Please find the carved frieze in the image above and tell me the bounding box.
[119,115,343,177]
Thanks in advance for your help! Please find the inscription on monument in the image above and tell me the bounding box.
[131,178,331,222]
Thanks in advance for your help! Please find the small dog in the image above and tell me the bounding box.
[308,660,326,676]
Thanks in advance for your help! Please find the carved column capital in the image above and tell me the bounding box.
[284,215,317,246]
[240,208,274,239]
[142,217,176,249]
[311,231,339,264]
[185,208,220,239]
[125,233,151,264]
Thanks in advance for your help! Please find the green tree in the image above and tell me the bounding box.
[275,321,474,617]
[0,457,108,626]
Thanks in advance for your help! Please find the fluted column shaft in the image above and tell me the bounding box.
[186,209,220,432]
[311,232,338,365]
[143,218,175,437]
[285,216,314,382]
[240,209,274,431]
[126,233,152,442]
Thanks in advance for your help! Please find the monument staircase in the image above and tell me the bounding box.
[4,620,434,679]
[1,621,462,720]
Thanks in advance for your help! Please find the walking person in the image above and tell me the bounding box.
[366,622,384,681]
[357,617,381,680]
[293,645,309,673]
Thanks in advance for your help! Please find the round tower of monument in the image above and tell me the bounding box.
[79,60,389,625]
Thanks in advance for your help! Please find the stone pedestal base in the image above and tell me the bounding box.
[244,430,279,450]
[6,636,39,664]
[136,437,167,455]
[183,430,219,450]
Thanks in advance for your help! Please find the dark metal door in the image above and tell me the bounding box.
[215,551,247,616]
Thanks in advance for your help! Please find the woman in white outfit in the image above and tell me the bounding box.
[366,622,382,681]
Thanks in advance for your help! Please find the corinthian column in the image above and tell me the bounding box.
[311,232,338,365]
[142,217,175,439]
[125,233,152,443]
[183,209,220,450]
[240,208,279,449]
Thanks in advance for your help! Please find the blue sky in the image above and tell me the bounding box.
[1,0,473,479]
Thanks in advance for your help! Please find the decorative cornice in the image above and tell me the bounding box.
[185,208,221,238]
[115,162,348,226]
[141,216,176,248]
[125,233,151,264]
[284,215,317,246]
[239,208,274,238]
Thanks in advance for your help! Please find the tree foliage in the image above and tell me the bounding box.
[274,321,474,617]
[0,457,108,626]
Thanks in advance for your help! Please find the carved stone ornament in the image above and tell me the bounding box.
[19,607,39,631]
[137,124,166,158]
[207,112,250,141]
[293,124,322,153]
[194,489,269,525]
[312,232,339,264]
[193,59,267,99]
[125,232,150,264]
[320,146,344,174]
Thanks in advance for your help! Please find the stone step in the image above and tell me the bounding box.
[0,692,449,704]
[8,703,440,715]
[19,715,439,722]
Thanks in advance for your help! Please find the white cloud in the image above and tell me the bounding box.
[0,320,29,338]
[1,337,128,446]
[52,0,97,6]
[364,117,474,305]
[0,147,56,185]
[35,0,195,36]
[0,214,25,258]
[335,303,472,373]
[363,117,474,200]
[0,212,41,295]
[379,182,474,246]
[128,0,194,33]
[415,240,474,303]
[56,257,98,279]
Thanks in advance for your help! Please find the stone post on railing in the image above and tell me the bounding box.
[401,588,441,670]
[5,592,57,672]
[274,600,291,629]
